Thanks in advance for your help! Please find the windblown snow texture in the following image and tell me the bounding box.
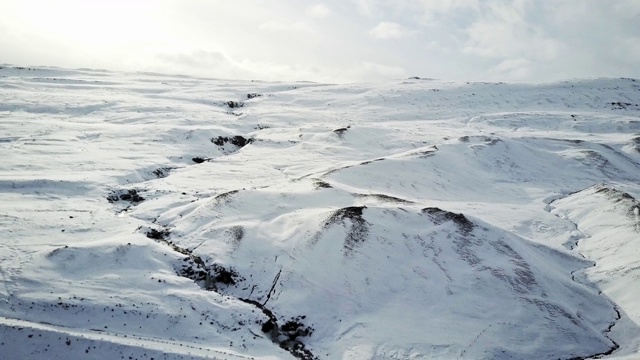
[1,66,640,359]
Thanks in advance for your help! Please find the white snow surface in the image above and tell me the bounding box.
[1,66,640,359]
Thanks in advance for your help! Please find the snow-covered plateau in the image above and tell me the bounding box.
[1,66,639,360]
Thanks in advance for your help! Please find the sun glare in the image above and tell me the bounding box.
[8,0,168,48]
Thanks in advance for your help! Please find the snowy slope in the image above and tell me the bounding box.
[1,65,640,359]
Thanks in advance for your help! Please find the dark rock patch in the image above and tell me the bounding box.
[203,264,244,291]
[226,101,244,109]
[459,135,500,145]
[595,186,634,201]
[280,316,314,342]
[360,158,385,166]
[192,157,207,164]
[327,206,365,223]
[610,101,639,110]
[107,189,145,204]
[247,93,262,99]
[146,228,170,241]
[279,317,316,359]
[152,167,172,178]
[211,135,253,148]
[216,190,239,202]
[630,135,640,152]
[356,193,413,204]
[143,227,191,257]
[333,126,350,139]
[488,240,537,294]
[312,179,332,189]
[238,298,317,360]
[422,207,474,234]
[226,225,244,250]
[592,185,640,220]
[211,137,225,146]
[325,206,368,254]
[176,253,245,291]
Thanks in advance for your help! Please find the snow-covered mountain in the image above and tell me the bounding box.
[1,66,639,359]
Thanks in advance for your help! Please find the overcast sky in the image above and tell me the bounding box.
[1,0,639,83]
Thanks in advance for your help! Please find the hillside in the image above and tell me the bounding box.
[1,66,639,359]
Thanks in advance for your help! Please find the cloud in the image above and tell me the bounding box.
[613,0,640,18]
[460,0,562,81]
[351,0,376,17]
[358,62,407,78]
[614,36,640,63]
[259,20,312,33]
[306,4,331,18]
[463,19,560,62]
[486,58,532,81]
[418,0,480,18]
[1,0,639,83]
[152,49,407,83]
[369,22,418,39]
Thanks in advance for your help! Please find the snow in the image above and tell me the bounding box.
[1,65,640,359]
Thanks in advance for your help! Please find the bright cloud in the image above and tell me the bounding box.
[0,0,638,83]
[369,22,418,39]
[259,20,312,33]
[306,4,331,18]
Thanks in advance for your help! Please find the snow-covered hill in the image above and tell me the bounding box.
[1,66,639,359]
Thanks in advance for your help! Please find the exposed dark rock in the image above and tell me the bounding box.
[323,206,369,254]
[592,185,640,221]
[333,126,351,139]
[610,101,638,110]
[211,136,253,148]
[280,317,314,341]
[226,101,244,109]
[356,193,413,204]
[211,137,225,146]
[238,298,317,360]
[146,228,170,241]
[422,207,474,234]
[327,206,365,223]
[313,179,332,189]
[210,264,241,287]
[226,225,244,250]
[107,189,145,204]
[247,93,262,99]
[230,136,251,147]
[152,167,172,178]
[215,190,239,201]
[360,158,385,166]
[459,135,500,145]
[192,157,207,164]
[178,256,245,289]
[594,185,635,202]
